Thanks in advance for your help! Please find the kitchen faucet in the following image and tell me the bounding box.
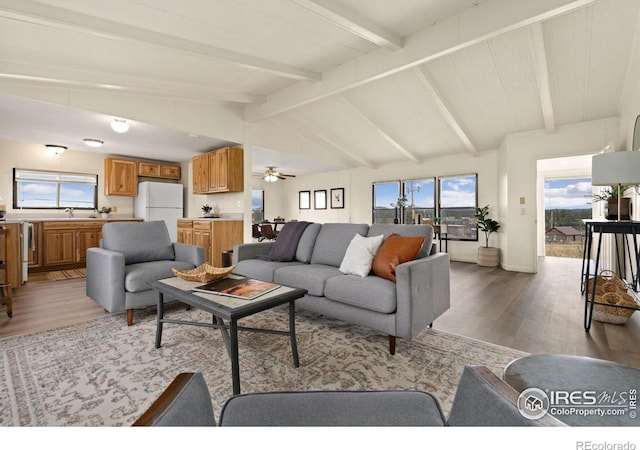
[64,207,74,218]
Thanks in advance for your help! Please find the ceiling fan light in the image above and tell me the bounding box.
[110,118,129,133]
[264,174,278,182]
[46,144,67,154]
[83,138,104,148]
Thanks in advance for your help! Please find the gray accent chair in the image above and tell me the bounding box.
[133,366,565,426]
[86,220,205,326]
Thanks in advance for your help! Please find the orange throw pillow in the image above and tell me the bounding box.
[372,233,425,282]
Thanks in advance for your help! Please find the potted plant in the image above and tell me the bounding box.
[201,204,214,217]
[592,185,632,220]
[474,205,501,267]
[98,206,112,218]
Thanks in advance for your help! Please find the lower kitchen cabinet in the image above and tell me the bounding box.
[177,219,243,266]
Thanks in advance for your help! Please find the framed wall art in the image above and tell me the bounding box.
[314,190,327,209]
[330,188,344,209]
[299,190,311,209]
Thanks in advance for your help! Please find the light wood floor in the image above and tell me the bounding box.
[1,257,639,368]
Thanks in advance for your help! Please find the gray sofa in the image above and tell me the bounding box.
[232,223,450,354]
[133,366,565,426]
[86,220,205,326]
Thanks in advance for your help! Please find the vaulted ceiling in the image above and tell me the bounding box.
[0,0,638,176]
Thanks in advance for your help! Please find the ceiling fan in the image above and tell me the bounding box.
[263,167,296,182]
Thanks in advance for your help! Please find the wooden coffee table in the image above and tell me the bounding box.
[149,276,307,395]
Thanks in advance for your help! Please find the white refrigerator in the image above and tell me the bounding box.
[134,181,184,242]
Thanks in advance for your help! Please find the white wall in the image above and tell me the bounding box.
[0,140,136,218]
[258,150,499,264]
[500,117,619,273]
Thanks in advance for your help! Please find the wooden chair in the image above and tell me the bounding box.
[252,223,264,242]
[0,226,13,318]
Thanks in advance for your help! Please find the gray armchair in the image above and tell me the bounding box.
[133,366,565,426]
[86,220,205,326]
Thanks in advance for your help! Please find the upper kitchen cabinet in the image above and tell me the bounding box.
[138,161,181,180]
[193,147,243,194]
[104,158,137,196]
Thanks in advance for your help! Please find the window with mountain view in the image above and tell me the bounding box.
[14,168,97,210]
[438,174,478,241]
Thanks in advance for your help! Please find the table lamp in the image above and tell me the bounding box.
[592,151,640,221]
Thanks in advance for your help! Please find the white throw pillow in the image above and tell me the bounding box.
[339,233,385,277]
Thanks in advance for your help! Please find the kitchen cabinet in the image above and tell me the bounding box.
[177,219,243,266]
[0,223,24,287]
[106,158,182,197]
[192,154,209,194]
[161,164,181,180]
[139,161,181,180]
[104,158,138,196]
[192,147,243,194]
[35,219,142,271]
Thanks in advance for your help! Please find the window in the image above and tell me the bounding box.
[402,178,435,224]
[251,189,264,223]
[439,174,478,241]
[13,168,97,209]
[372,181,400,224]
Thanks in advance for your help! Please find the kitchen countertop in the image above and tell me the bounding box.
[180,217,243,221]
[3,217,143,222]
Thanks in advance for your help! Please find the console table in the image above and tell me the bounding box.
[581,220,640,330]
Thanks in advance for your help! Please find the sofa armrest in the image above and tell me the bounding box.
[394,252,450,339]
[86,247,126,313]
[232,242,275,263]
[173,243,205,267]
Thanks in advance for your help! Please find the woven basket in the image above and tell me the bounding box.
[172,264,235,283]
[586,270,626,295]
[590,270,639,324]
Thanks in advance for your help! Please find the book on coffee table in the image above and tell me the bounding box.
[192,277,280,300]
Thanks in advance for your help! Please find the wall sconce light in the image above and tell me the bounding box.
[83,138,104,148]
[46,144,67,155]
[110,118,129,133]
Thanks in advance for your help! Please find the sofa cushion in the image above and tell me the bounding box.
[310,223,370,267]
[368,224,433,259]
[372,234,425,282]
[274,264,342,297]
[102,221,175,265]
[296,223,321,263]
[234,259,303,283]
[324,274,397,314]
[339,233,384,277]
[125,260,194,293]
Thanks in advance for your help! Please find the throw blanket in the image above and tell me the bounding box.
[256,221,312,262]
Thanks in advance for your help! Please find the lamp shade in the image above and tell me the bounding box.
[592,151,640,186]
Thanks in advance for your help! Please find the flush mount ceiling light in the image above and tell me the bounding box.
[83,138,104,148]
[110,118,129,133]
[46,144,67,155]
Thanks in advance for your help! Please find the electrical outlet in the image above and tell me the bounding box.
[111,206,118,213]
[236,201,241,208]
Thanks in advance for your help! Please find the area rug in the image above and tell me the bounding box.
[0,305,526,426]
[45,268,86,281]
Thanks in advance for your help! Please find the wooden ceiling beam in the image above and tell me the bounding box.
[411,67,479,156]
[338,95,420,163]
[245,0,597,121]
[529,23,556,133]
[0,0,320,82]
[0,60,265,104]
[290,0,403,51]
[272,116,374,168]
